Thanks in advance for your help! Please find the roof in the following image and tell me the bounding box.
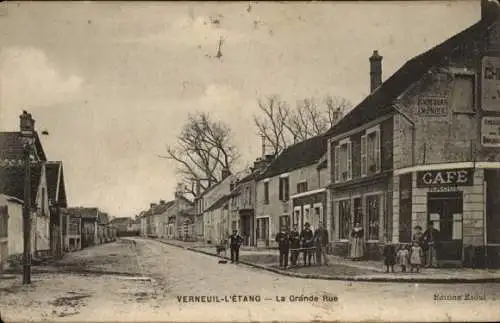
[257,135,327,180]
[204,194,230,213]
[324,19,487,138]
[0,132,47,162]
[110,217,132,224]
[0,164,42,205]
[63,207,99,218]
[45,161,68,208]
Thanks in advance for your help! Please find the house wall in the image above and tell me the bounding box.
[255,163,327,248]
[390,16,500,267]
[1,196,23,257]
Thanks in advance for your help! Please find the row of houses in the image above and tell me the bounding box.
[0,116,117,271]
[185,2,500,268]
[138,186,196,240]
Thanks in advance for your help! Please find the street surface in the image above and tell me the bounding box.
[1,238,499,322]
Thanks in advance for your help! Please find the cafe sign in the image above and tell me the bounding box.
[482,56,500,112]
[416,168,474,188]
[417,96,448,117]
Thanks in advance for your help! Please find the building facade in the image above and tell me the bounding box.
[325,2,500,267]
[255,136,327,248]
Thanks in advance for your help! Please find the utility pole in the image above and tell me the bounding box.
[20,111,35,285]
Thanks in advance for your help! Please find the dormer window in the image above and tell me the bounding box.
[334,138,352,183]
[361,125,381,177]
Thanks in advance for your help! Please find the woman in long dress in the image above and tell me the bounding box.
[350,222,364,260]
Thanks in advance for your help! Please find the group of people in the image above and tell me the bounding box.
[275,222,329,269]
[383,221,441,273]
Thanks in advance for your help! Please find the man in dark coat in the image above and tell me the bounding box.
[289,224,301,266]
[423,221,440,268]
[300,222,314,266]
[275,228,290,269]
[314,222,329,265]
[229,229,243,263]
[382,235,396,273]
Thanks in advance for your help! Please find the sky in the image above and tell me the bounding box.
[0,1,481,218]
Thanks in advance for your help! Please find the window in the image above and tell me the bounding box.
[338,199,351,240]
[334,139,352,182]
[297,181,308,194]
[41,188,46,216]
[279,215,290,231]
[256,217,270,241]
[279,177,290,201]
[312,205,322,231]
[303,205,311,228]
[232,220,238,231]
[452,74,475,113]
[246,187,252,205]
[293,207,301,228]
[263,182,269,205]
[366,194,381,241]
[0,206,7,238]
[362,127,381,176]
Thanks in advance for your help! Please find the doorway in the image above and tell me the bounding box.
[427,191,463,264]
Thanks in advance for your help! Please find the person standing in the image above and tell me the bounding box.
[300,222,314,266]
[289,224,301,266]
[397,244,410,273]
[350,222,364,260]
[382,236,396,273]
[410,240,423,273]
[229,229,243,264]
[422,221,440,268]
[313,222,329,265]
[275,229,290,269]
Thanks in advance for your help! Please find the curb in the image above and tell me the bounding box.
[155,239,500,284]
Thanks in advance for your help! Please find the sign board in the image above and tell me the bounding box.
[417,96,449,117]
[416,168,474,188]
[481,56,500,112]
[481,117,500,147]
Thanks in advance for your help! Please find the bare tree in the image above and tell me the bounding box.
[253,95,291,155]
[160,111,239,197]
[254,95,352,155]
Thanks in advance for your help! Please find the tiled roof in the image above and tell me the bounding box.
[63,207,99,218]
[0,132,47,162]
[110,217,131,224]
[325,20,486,138]
[204,194,230,213]
[257,135,327,180]
[0,164,42,205]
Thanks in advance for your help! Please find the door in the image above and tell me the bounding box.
[427,192,463,264]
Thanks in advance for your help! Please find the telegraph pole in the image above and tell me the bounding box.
[20,111,35,285]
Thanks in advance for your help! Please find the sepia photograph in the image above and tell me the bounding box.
[1,0,500,322]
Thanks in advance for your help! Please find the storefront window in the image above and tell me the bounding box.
[338,199,351,240]
[279,215,290,231]
[486,170,500,243]
[367,195,380,240]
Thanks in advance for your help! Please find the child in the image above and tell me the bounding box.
[410,240,423,273]
[396,243,409,272]
[382,238,396,273]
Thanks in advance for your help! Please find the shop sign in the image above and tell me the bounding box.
[416,168,474,188]
[482,56,500,112]
[429,186,459,193]
[481,117,500,147]
[417,96,448,117]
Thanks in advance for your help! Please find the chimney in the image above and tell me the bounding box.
[369,50,383,93]
[159,200,165,205]
[482,0,500,22]
[261,135,266,157]
[221,167,231,180]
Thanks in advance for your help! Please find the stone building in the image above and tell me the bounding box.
[325,0,500,267]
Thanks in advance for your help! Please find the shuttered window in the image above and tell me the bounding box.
[361,135,367,177]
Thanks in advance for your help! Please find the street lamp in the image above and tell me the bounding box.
[19,110,35,285]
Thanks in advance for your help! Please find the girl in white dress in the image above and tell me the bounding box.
[410,241,423,273]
